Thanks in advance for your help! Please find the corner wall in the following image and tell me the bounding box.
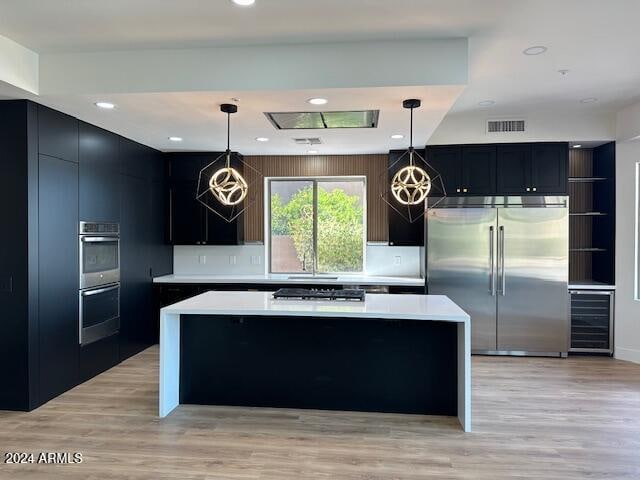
[614,101,640,363]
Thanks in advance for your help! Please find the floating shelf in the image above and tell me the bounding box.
[570,248,607,252]
[568,177,607,183]
[570,212,608,216]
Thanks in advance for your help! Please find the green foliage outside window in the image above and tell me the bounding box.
[271,185,364,272]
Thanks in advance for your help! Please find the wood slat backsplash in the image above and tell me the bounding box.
[243,155,389,243]
[568,148,594,282]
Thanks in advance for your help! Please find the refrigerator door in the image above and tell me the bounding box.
[427,208,498,351]
[496,207,569,354]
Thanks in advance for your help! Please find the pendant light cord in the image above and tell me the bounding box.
[409,106,414,166]
[226,111,231,168]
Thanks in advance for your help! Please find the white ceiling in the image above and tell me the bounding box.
[40,87,463,155]
[1,0,639,152]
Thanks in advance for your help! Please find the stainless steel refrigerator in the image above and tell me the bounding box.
[427,196,569,357]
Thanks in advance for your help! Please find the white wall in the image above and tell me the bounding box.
[0,34,38,94]
[428,108,615,145]
[614,101,640,364]
[173,244,422,277]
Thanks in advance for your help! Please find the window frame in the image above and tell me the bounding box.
[266,176,367,276]
[635,162,640,301]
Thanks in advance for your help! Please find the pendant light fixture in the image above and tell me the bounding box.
[196,103,261,223]
[208,104,248,206]
[390,99,431,206]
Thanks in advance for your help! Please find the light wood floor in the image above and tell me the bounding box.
[1,347,639,480]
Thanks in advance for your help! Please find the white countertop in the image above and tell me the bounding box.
[153,274,425,287]
[161,291,468,323]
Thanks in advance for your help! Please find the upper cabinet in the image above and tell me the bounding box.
[428,142,568,197]
[38,105,79,163]
[166,153,244,246]
[426,145,496,196]
[79,122,121,222]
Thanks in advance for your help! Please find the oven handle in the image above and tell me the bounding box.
[81,236,119,243]
[81,284,120,296]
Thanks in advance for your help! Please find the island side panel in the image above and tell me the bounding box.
[179,314,458,417]
[457,320,471,432]
[159,311,181,417]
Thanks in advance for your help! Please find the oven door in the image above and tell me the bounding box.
[79,283,120,346]
[80,236,120,289]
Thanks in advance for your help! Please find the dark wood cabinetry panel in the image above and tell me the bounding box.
[79,122,121,222]
[166,152,243,245]
[79,334,119,382]
[120,174,153,360]
[496,143,531,194]
[388,150,424,246]
[37,155,79,403]
[461,145,496,195]
[38,105,79,163]
[530,143,568,194]
[425,145,461,194]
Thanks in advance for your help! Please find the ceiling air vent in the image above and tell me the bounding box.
[487,119,526,133]
[265,110,379,130]
[293,137,323,145]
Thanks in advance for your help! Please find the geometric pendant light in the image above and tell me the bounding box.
[196,103,261,223]
[390,99,431,205]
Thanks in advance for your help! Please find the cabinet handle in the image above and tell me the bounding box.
[463,188,468,193]
[526,187,531,192]
[532,187,537,192]
[456,188,461,193]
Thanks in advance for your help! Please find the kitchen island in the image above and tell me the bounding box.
[159,291,471,431]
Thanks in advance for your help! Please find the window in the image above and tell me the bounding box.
[268,177,366,274]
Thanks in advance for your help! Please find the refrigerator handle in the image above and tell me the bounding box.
[499,225,506,296]
[489,226,495,296]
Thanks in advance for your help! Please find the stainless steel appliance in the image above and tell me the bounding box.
[79,221,120,289]
[79,222,120,346]
[427,196,569,357]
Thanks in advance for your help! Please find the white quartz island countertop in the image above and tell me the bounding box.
[153,274,425,287]
[159,291,471,432]
[161,290,468,322]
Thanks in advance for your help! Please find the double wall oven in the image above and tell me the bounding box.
[79,222,120,346]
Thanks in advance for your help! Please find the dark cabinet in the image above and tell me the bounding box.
[37,155,79,403]
[79,122,121,222]
[530,143,568,194]
[38,105,79,163]
[167,153,244,245]
[388,150,424,246]
[497,143,568,195]
[426,145,496,195]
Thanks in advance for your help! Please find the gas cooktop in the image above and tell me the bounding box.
[272,288,365,302]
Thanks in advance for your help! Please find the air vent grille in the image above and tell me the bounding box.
[487,119,526,133]
[293,137,323,145]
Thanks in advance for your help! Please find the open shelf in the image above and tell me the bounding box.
[570,248,607,253]
[568,177,607,183]
[570,212,608,216]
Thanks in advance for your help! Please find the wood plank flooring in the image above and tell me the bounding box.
[1,347,639,479]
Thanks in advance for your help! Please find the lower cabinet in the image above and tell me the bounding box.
[38,155,79,403]
[80,334,120,382]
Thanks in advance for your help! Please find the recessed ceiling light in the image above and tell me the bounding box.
[307,98,328,106]
[478,100,496,107]
[231,0,255,6]
[391,134,404,139]
[95,102,115,109]
[307,150,318,154]
[580,97,598,104]
[168,136,183,142]
[572,144,582,148]
[523,46,547,56]
[255,137,269,142]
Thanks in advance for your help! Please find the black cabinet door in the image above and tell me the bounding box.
[496,144,531,194]
[38,105,79,163]
[79,122,121,222]
[461,145,496,195]
[38,155,79,403]
[120,175,153,360]
[170,181,205,244]
[387,150,424,246]
[530,143,568,194]
[150,178,173,276]
[425,146,461,195]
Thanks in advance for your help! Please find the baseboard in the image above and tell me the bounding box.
[615,346,640,364]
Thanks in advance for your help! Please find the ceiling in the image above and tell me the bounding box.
[1,0,639,152]
[40,87,463,155]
